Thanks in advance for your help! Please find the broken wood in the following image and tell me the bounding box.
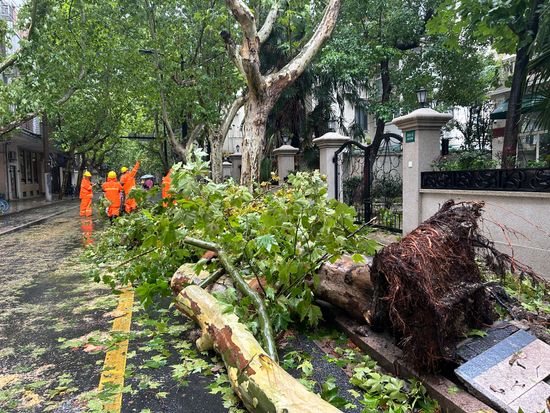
[313,255,373,322]
[173,284,342,413]
[183,237,278,361]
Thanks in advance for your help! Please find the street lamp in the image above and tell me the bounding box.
[417,87,428,108]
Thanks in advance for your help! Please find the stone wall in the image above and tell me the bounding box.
[419,189,550,280]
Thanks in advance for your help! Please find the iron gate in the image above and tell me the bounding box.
[334,134,403,232]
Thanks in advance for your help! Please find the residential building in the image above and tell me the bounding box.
[0,0,72,202]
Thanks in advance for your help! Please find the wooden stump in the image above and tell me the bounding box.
[314,255,373,322]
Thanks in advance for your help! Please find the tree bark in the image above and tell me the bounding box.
[173,284,342,413]
[75,152,86,195]
[240,97,270,186]
[209,132,224,182]
[59,150,74,200]
[501,0,544,168]
[223,0,342,188]
[313,255,373,322]
[370,58,392,165]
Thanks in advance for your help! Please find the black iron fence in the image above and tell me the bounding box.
[421,168,550,192]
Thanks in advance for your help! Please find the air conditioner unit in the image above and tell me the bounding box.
[8,151,16,162]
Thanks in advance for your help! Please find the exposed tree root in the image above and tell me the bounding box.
[370,201,498,371]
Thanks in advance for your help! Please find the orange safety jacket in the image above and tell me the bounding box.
[162,169,171,199]
[123,161,140,196]
[102,177,123,207]
[79,178,93,199]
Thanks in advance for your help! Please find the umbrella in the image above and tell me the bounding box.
[140,174,155,180]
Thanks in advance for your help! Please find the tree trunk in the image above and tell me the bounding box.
[313,255,373,322]
[209,132,224,183]
[369,58,392,166]
[240,97,270,188]
[501,44,530,167]
[173,284,342,413]
[75,153,86,195]
[59,152,74,200]
[501,0,544,168]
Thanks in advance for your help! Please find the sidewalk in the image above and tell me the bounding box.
[0,198,79,236]
[2,196,76,216]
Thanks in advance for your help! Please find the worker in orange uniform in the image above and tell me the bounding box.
[102,171,123,223]
[119,166,129,214]
[120,161,140,213]
[162,168,172,207]
[79,170,93,217]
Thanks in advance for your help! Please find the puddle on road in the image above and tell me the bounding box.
[80,217,94,246]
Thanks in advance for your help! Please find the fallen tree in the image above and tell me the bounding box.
[313,255,373,322]
[314,200,549,371]
[172,283,342,412]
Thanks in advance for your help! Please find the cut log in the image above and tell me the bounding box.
[313,255,373,322]
[173,284,342,413]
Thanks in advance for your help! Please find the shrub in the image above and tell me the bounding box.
[432,150,499,171]
[85,148,378,334]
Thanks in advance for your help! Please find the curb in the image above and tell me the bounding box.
[1,198,76,218]
[0,205,80,237]
[334,316,497,413]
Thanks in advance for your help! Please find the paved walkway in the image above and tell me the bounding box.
[1,197,76,215]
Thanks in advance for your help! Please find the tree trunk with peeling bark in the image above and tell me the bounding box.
[209,133,224,182]
[240,97,270,185]
[223,0,342,188]
[173,284,343,413]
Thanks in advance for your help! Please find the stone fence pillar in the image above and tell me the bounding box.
[273,144,299,181]
[222,160,232,180]
[313,132,351,199]
[392,108,452,234]
[228,152,242,183]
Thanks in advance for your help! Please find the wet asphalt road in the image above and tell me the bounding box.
[0,207,362,413]
[0,209,227,413]
[0,212,113,412]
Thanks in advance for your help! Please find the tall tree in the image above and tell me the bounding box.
[429,0,548,167]
[222,0,341,187]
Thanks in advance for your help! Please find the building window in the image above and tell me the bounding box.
[26,151,32,183]
[354,101,368,131]
[19,150,26,183]
[32,153,39,183]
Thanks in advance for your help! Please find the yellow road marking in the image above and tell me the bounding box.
[98,287,134,412]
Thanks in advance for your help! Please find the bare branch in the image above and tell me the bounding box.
[56,66,87,105]
[220,30,246,77]
[258,0,281,44]
[224,0,265,95]
[267,0,341,92]
[0,0,39,74]
[224,0,257,40]
[185,123,205,152]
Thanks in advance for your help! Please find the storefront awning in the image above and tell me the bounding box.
[490,94,543,120]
